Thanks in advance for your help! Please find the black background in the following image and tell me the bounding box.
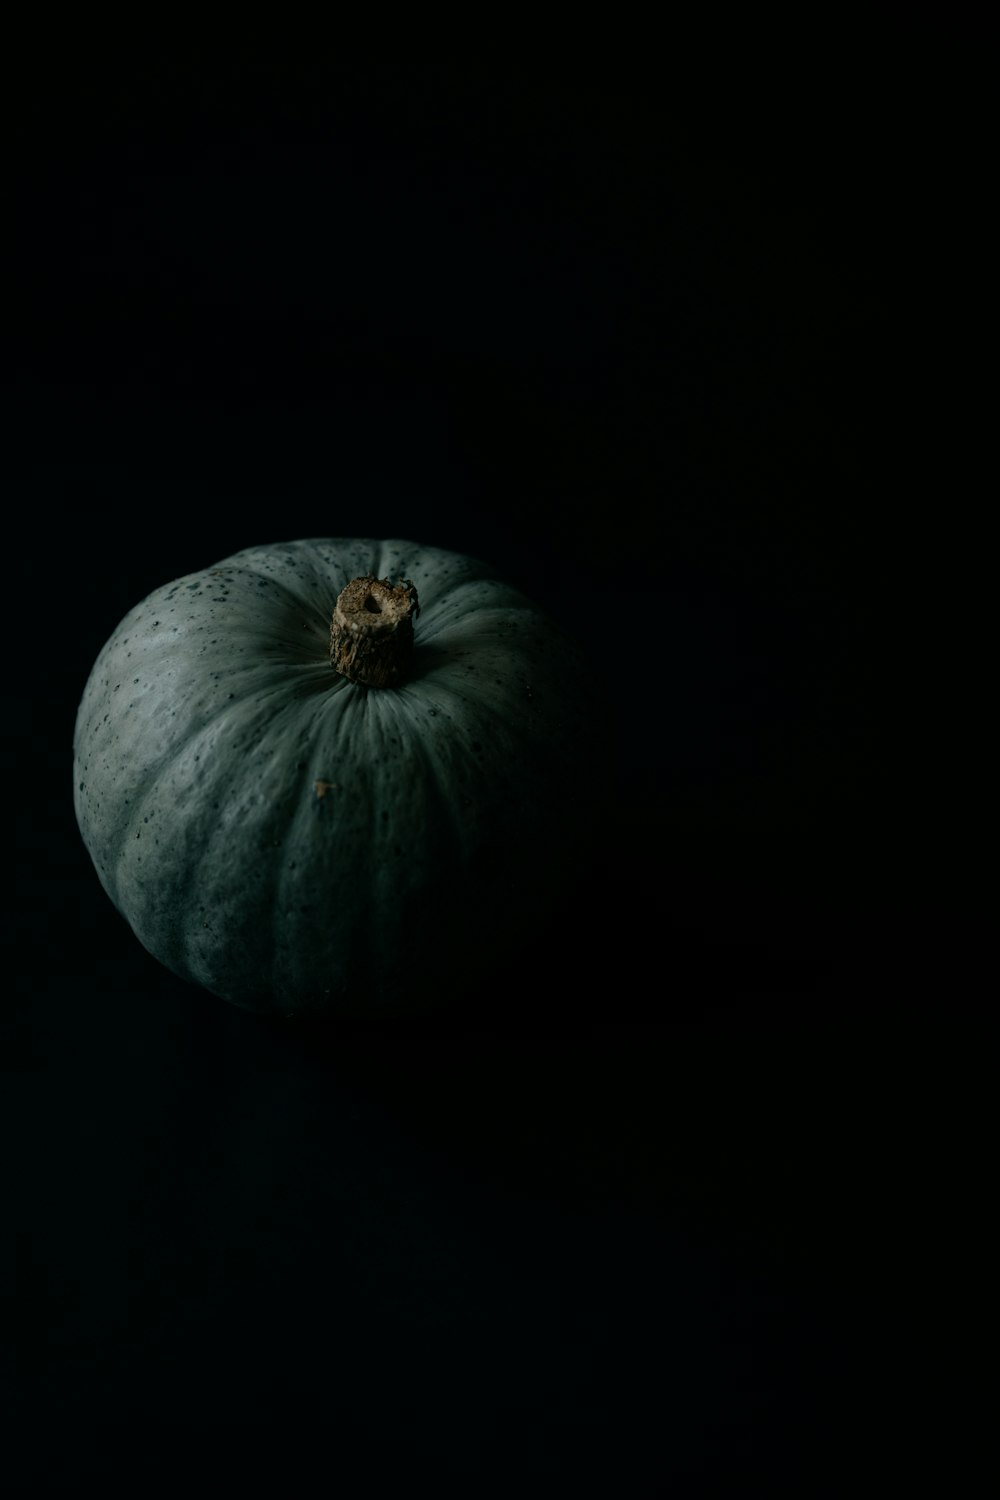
[6,58,946,1489]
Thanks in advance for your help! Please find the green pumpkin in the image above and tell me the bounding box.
[73,538,589,1017]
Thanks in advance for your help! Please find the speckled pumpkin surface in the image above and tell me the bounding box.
[73,538,589,1017]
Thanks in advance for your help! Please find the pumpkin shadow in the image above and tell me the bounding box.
[264,840,849,1268]
[406,642,461,682]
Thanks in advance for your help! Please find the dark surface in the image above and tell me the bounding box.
[6,60,945,1488]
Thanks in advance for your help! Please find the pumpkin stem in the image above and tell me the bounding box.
[330,575,420,688]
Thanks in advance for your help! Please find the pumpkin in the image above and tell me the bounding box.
[73,537,590,1017]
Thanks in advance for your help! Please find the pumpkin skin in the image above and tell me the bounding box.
[73,538,589,1017]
